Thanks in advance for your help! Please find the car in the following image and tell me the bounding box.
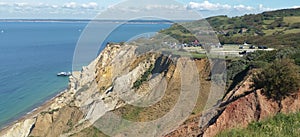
[239,50,247,55]
[249,45,255,49]
[258,45,268,49]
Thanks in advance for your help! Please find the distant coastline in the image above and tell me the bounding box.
[0,19,188,24]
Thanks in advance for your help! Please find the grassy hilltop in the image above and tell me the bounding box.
[161,8,300,47]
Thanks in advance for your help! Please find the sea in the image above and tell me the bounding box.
[0,20,171,129]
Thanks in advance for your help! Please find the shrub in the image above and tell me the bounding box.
[251,58,300,102]
[132,64,154,89]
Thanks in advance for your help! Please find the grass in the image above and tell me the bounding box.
[40,108,59,115]
[121,106,144,121]
[161,48,207,59]
[260,17,300,36]
[70,126,109,137]
[263,20,274,25]
[216,112,300,137]
[284,28,300,34]
[190,53,207,59]
[172,50,206,59]
[263,28,286,35]
[132,64,154,89]
[284,16,300,24]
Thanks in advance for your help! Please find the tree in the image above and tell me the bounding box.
[251,58,300,110]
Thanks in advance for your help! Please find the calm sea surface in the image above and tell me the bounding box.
[0,21,170,128]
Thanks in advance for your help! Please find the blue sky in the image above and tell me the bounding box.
[0,0,299,19]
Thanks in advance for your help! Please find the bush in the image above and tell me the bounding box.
[290,22,300,29]
[251,58,300,102]
[132,64,154,89]
[227,59,247,80]
[291,49,300,66]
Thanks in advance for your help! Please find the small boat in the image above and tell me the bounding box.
[57,72,72,76]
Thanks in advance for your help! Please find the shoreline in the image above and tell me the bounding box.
[0,88,69,135]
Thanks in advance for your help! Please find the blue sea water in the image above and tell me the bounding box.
[0,21,170,128]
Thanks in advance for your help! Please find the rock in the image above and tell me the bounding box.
[165,72,300,137]
[281,92,300,114]
[29,106,83,137]
[203,90,300,137]
[2,118,36,137]
[203,92,258,137]
[29,113,52,137]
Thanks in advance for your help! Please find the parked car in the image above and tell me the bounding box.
[258,45,268,49]
[249,45,255,49]
[239,50,247,55]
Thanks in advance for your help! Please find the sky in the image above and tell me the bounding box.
[0,0,299,19]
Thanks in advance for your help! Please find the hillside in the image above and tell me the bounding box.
[1,8,300,137]
[217,112,300,137]
[165,46,300,137]
[161,8,300,47]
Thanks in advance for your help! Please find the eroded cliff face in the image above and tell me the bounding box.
[1,44,299,137]
[165,73,300,137]
[203,89,300,137]
[0,44,210,137]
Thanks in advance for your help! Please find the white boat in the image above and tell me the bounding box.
[57,71,72,76]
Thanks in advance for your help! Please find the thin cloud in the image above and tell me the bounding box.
[34,3,55,9]
[185,1,280,17]
[0,2,8,6]
[187,1,231,10]
[0,1,296,19]
[186,0,286,17]
[63,2,77,9]
[62,2,100,9]
[3,2,102,17]
[14,2,29,7]
[292,6,300,9]
[258,4,274,11]
[107,4,185,12]
[81,2,98,9]
[145,4,184,10]
[233,5,254,11]
[51,5,59,9]
[187,1,257,11]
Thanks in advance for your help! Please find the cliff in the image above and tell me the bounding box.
[1,44,299,137]
[165,72,300,137]
[0,44,211,137]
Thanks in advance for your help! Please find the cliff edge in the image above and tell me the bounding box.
[1,44,299,137]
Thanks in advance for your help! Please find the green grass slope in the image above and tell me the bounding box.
[216,112,300,137]
[161,8,300,47]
